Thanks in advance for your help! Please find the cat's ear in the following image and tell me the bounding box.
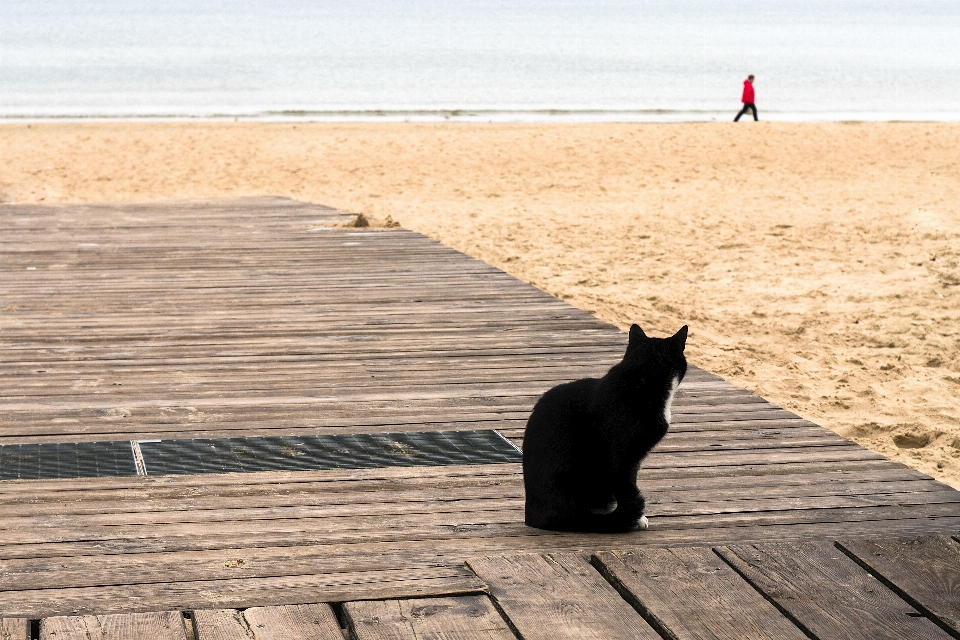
[670,325,689,351]
[628,324,647,346]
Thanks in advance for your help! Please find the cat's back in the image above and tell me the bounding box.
[530,377,598,418]
[522,377,599,449]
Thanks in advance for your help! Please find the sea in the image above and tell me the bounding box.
[1,0,958,122]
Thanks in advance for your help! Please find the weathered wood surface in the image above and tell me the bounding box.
[0,566,485,621]
[0,620,28,640]
[39,611,187,640]
[242,604,344,640]
[2,198,959,619]
[838,535,960,637]
[14,539,958,638]
[192,609,253,640]
[718,540,954,640]
[468,553,661,639]
[193,604,343,640]
[344,595,515,640]
[593,547,809,640]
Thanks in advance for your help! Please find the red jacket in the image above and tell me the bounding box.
[741,79,755,104]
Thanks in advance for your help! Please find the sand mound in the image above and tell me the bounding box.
[338,213,401,229]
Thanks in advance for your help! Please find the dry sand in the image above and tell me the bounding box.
[2,121,959,488]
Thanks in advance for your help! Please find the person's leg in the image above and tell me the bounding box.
[734,104,748,121]
[750,103,758,121]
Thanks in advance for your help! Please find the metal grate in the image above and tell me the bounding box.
[138,430,521,476]
[0,430,521,480]
[0,441,137,480]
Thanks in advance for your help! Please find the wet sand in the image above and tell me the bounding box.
[2,121,958,487]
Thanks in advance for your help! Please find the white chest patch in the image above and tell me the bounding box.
[663,376,680,424]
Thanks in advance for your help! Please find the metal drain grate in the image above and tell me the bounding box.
[0,441,137,480]
[138,430,521,475]
[0,430,521,480]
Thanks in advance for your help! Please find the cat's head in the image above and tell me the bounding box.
[624,324,688,383]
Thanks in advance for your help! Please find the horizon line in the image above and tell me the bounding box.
[3,107,960,124]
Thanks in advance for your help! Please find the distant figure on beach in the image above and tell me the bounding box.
[735,75,758,121]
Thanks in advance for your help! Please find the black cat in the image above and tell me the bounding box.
[522,324,688,533]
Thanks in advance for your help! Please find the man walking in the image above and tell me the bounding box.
[734,75,758,121]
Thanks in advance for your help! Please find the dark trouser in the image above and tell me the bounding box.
[735,102,758,121]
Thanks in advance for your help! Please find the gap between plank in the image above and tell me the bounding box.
[587,554,678,640]
[709,547,819,640]
[833,541,960,640]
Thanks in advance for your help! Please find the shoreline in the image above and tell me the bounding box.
[2,120,958,488]
[4,111,960,124]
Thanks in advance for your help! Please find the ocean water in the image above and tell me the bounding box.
[1,0,958,121]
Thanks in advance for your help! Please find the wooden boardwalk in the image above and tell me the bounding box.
[1,197,958,638]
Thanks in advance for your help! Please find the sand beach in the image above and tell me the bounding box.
[2,121,958,488]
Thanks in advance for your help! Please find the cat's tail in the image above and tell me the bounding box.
[525,495,645,533]
[581,495,645,533]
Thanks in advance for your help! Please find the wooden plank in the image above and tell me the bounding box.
[467,553,660,640]
[0,369,578,391]
[593,547,807,640]
[0,470,945,524]
[0,462,522,497]
[4,485,957,562]
[9,470,949,528]
[13,465,936,528]
[344,595,515,640]
[194,605,344,640]
[0,416,833,445]
[0,455,919,501]
[717,540,953,640]
[652,502,960,533]
[0,515,956,602]
[0,361,730,387]
[3,513,956,582]
[39,611,187,640]
[0,334,590,351]
[242,604,344,640]
[2,566,485,619]
[7,465,948,528]
[0,457,926,506]
[0,476,524,519]
[0,395,763,431]
[3,501,956,569]
[5,486,957,565]
[0,620,29,640]
[7,504,960,584]
[837,535,960,637]
[192,610,252,640]
[0,481,954,566]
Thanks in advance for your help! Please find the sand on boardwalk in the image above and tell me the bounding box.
[2,121,959,488]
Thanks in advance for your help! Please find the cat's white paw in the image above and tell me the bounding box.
[637,515,649,530]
